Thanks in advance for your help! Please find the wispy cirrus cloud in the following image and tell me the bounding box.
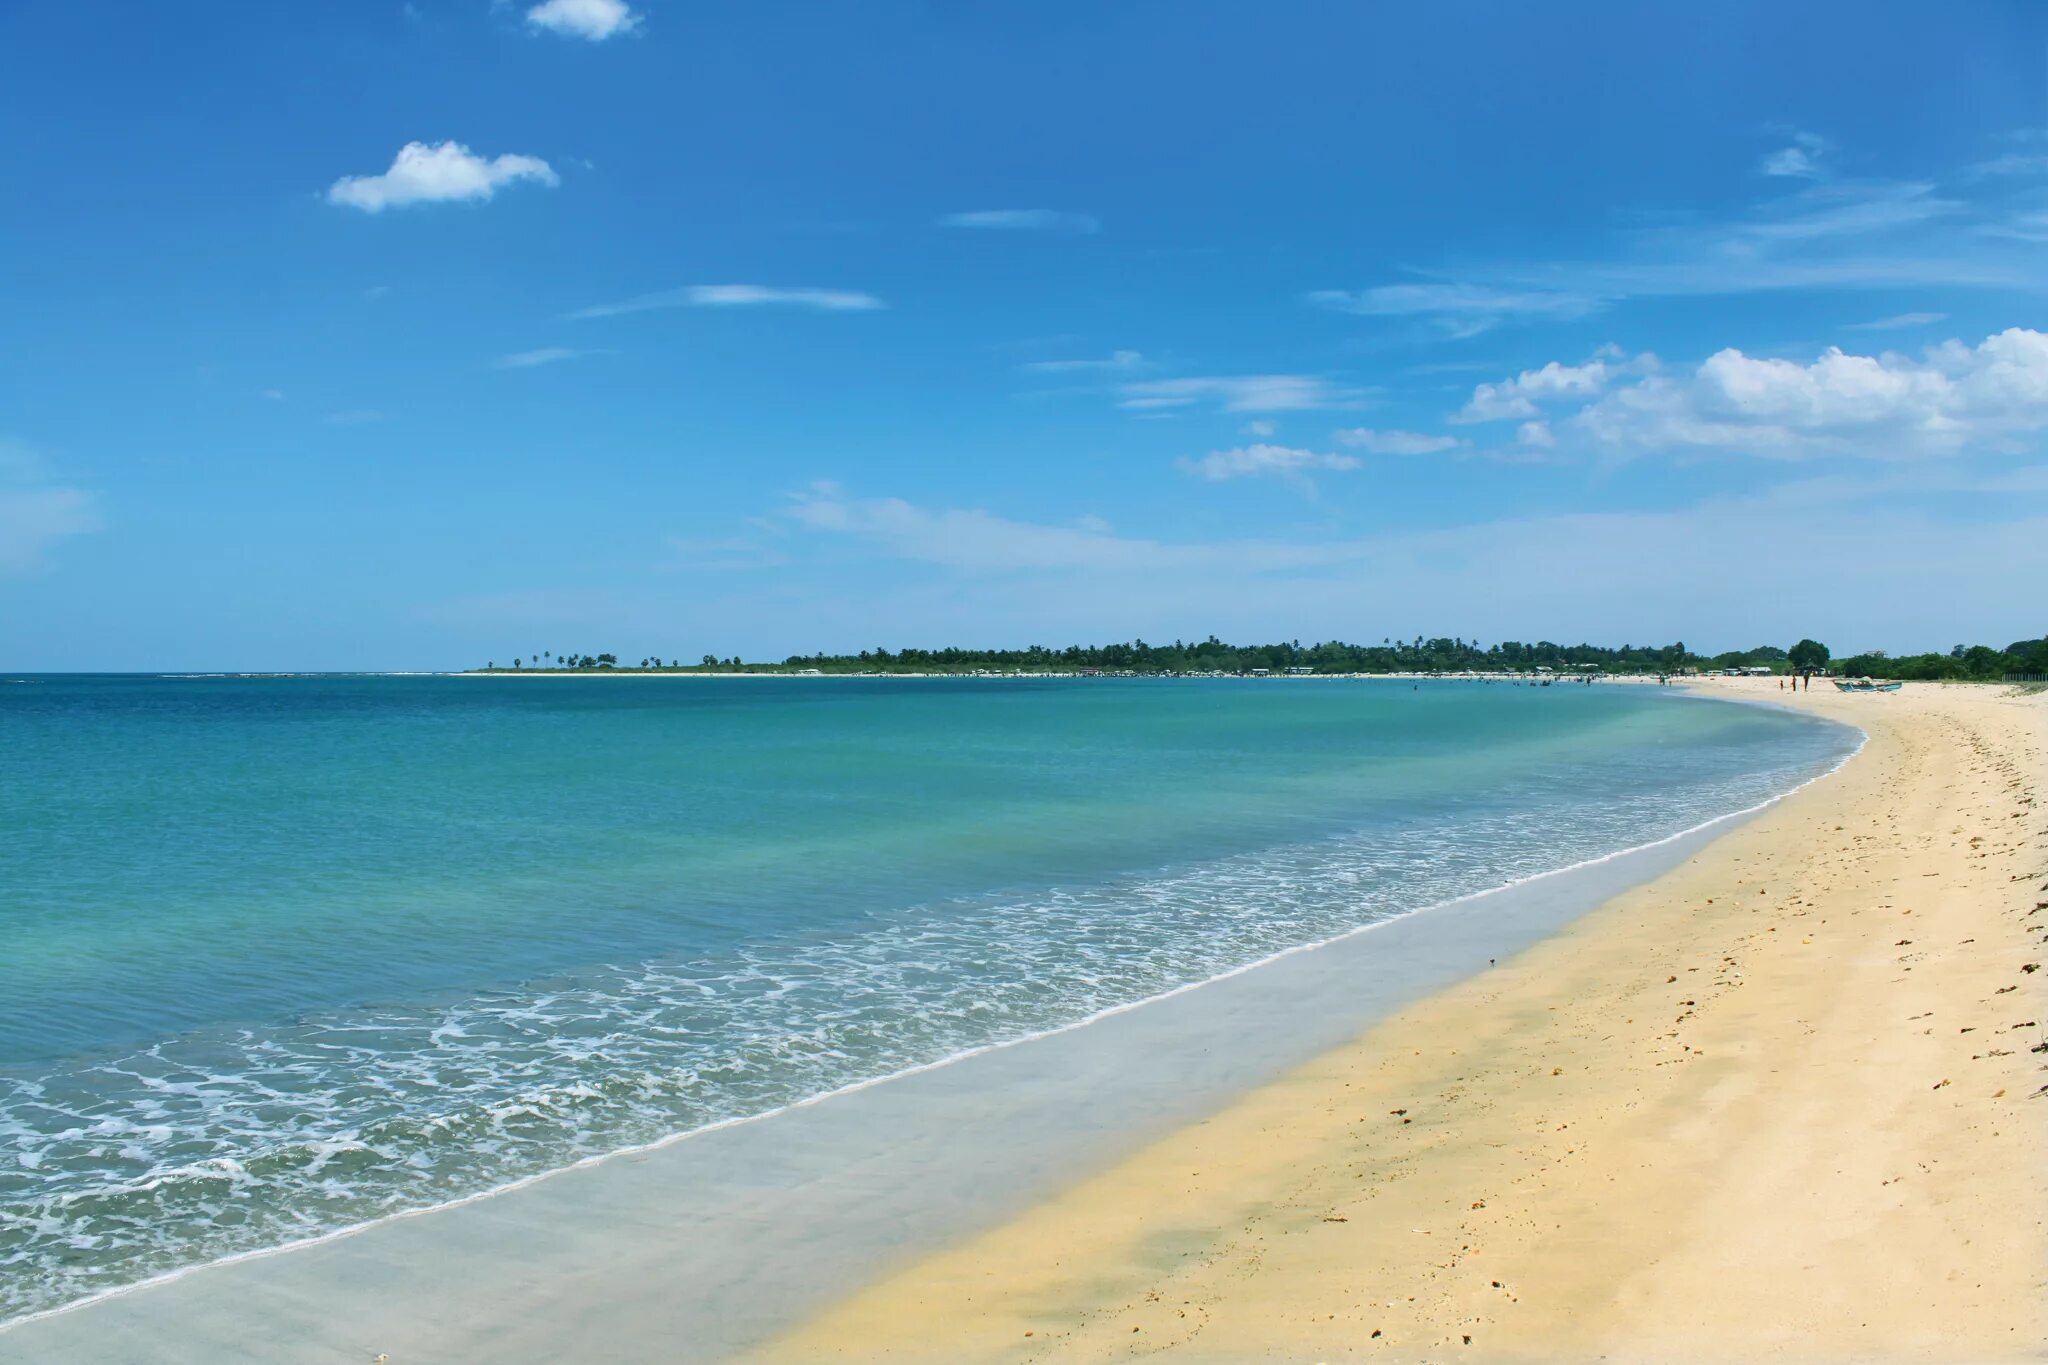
[1759,128,1830,179]
[1309,283,1601,337]
[326,141,558,212]
[938,209,1101,235]
[1307,149,2018,336]
[1020,350,1148,374]
[1844,311,1948,332]
[667,536,789,571]
[493,347,597,369]
[0,442,99,576]
[525,0,640,40]
[1966,151,2048,178]
[570,284,885,318]
[769,479,2047,655]
[1176,443,1361,488]
[1332,427,1463,455]
[1118,374,1369,413]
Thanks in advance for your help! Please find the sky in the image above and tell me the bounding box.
[3,0,2047,670]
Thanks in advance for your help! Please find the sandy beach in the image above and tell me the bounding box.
[761,678,2048,1364]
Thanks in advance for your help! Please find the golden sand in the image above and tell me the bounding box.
[760,679,2048,1363]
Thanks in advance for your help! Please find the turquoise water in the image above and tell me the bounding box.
[0,674,1853,1322]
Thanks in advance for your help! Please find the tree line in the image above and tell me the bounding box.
[476,633,2044,678]
[1832,637,2048,682]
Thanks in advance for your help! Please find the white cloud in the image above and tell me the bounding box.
[770,480,2048,656]
[1118,375,1367,413]
[326,141,558,212]
[783,482,1176,573]
[1845,311,1948,332]
[1517,420,1556,449]
[1761,147,1817,178]
[1176,443,1362,486]
[0,445,98,576]
[939,209,1100,234]
[1567,327,2048,460]
[1455,358,1619,423]
[572,284,885,318]
[1240,420,1278,438]
[1332,427,1461,455]
[1021,350,1146,373]
[1760,128,1829,179]
[1308,283,1598,337]
[525,0,640,40]
[1968,152,2048,178]
[1306,160,2011,336]
[494,347,590,369]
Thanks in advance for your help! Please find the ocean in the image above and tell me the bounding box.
[0,673,1854,1323]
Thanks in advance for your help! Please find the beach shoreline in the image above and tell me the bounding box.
[0,687,1862,1363]
[763,677,2048,1363]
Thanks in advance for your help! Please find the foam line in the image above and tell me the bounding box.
[0,702,1866,1336]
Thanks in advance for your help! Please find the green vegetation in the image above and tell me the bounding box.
[1787,638,1830,673]
[1833,637,2048,682]
[476,633,2045,680]
[473,636,1998,678]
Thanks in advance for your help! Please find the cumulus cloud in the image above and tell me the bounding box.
[1332,427,1462,455]
[1176,443,1362,486]
[1118,375,1367,413]
[1455,358,1621,423]
[326,141,558,212]
[938,209,1101,234]
[1560,328,2048,460]
[525,0,640,40]
[571,285,885,318]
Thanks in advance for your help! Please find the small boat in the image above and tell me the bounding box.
[1832,679,1901,693]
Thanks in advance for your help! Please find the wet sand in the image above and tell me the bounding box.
[763,679,2048,1363]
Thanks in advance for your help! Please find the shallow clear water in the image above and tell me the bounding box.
[0,674,1853,1321]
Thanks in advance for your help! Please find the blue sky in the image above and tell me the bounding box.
[4,0,2046,669]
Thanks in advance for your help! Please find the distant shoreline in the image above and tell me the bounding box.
[453,668,1657,681]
